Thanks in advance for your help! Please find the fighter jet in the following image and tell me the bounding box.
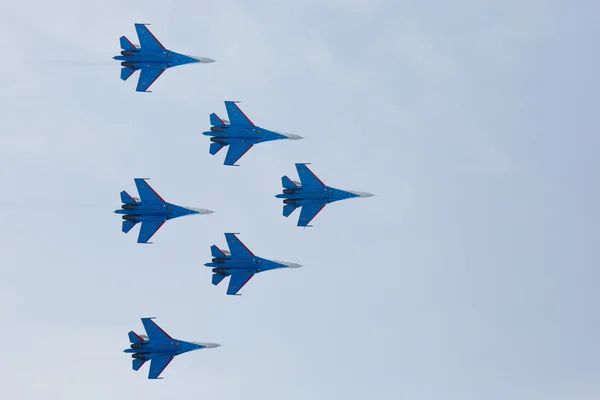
[205,233,303,295]
[202,101,303,166]
[114,23,215,92]
[124,317,220,379]
[276,163,374,227]
[115,178,214,244]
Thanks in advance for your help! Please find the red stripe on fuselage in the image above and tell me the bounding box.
[134,360,146,371]
[145,26,166,50]
[148,318,173,339]
[144,68,166,92]
[303,164,326,186]
[143,180,166,202]
[155,357,174,378]
[234,234,255,256]
[233,274,254,295]
[145,221,166,242]
[306,204,326,225]
[233,103,254,126]
[124,36,136,49]
[231,145,253,165]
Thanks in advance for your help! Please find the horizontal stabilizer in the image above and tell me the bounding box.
[122,220,137,234]
[120,36,136,50]
[121,190,137,204]
[211,245,226,258]
[282,175,298,189]
[129,331,145,344]
[212,273,227,286]
[210,113,226,127]
[210,142,225,155]
[121,67,136,81]
[132,359,146,371]
[283,204,298,217]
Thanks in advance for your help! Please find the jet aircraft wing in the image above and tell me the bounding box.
[296,163,326,187]
[225,233,255,257]
[141,317,173,342]
[136,66,166,92]
[134,178,165,203]
[224,143,253,166]
[297,203,326,227]
[137,220,166,243]
[224,101,255,127]
[134,24,166,51]
[148,355,174,379]
[226,272,254,295]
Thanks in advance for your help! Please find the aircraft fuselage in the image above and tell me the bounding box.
[203,125,288,144]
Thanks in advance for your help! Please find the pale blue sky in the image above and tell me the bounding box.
[0,1,598,399]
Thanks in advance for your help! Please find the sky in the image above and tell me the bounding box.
[0,1,598,399]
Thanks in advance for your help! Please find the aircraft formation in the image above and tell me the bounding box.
[115,24,373,379]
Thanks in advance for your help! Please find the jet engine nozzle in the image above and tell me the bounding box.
[283,199,297,205]
[132,353,147,360]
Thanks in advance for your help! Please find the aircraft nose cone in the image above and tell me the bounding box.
[197,57,215,63]
[285,133,304,140]
[281,261,303,269]
[186,207,215,215]
[195,342,221,348]
[347,191,375,198]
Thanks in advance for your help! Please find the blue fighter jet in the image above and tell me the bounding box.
[114,23,215,92]
[205,233,303,295]
[124,317,220,379]
[276,163,374,227]
[202,101,304,166]
[115,178,214,244]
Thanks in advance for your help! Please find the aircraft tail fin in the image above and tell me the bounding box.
[210,113,226,127]
[282,175,298,189]
[212,273,228,286]
[122,220,137,234]
[211,245,226,258]
[210,142,225,155]
[120,36,136,50]
[128,331,144,344]
[120,190,137,204]
[283,204,299,217]
[132,359,146,371]
[121,67,136,81]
